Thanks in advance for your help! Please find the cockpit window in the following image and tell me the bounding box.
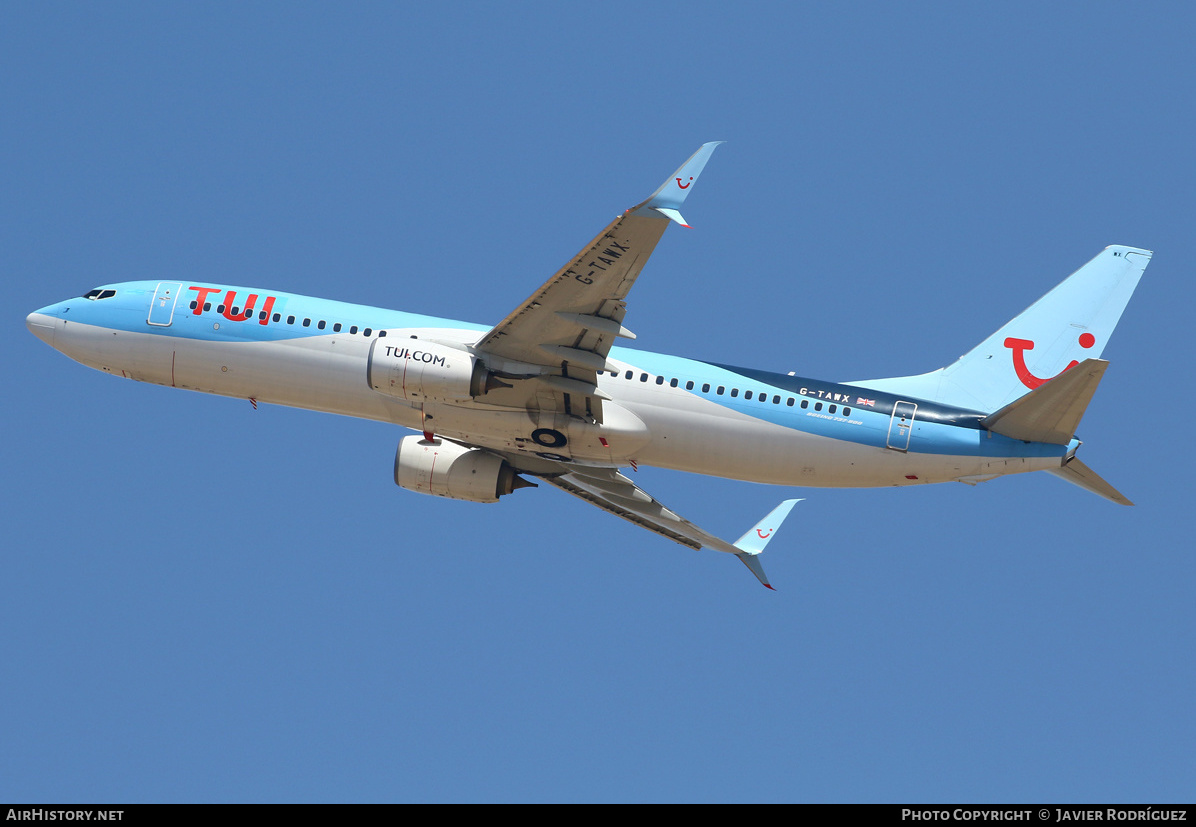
[82,289,117,300]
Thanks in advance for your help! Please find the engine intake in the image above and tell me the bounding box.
[393,435,535,503]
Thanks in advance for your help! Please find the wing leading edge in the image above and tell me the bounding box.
[470,142,724,422]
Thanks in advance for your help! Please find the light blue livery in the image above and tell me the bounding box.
[27,143,1150,587]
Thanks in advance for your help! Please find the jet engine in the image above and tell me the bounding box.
[393,435,536,503]
[368,339,505,402]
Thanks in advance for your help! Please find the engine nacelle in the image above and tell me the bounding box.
[368,339,497,402]
[394,435,533,503]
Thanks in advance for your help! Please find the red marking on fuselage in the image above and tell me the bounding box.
[188,285,222,314]
[188,286,279,325]
[1004,333,1096,390]
[258,295,276,325]
[676,177,692,189]
[221,290,256,321]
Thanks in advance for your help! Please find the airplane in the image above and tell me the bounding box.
[25,142,1151,588]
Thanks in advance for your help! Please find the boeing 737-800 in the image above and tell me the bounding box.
[26,143,1150,587]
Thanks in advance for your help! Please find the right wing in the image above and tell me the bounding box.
[536,463,800,589]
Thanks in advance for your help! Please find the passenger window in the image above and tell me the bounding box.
[640,373,648,382]
[801,400,809,409]
[287,315,296,325]
[217,305,226,314]
[258,311,267,321]
[204,303,212,311]
[273,313,281,322]
[829,404,836,414]
[303,318,311,327]
[744,391,753,400]
[717,386,725,395]
[843,407,851,416]
[334,323,342,332]
[815,402,822,411]
[364,328,372,336]
[685,381,694,390]
[669,378,678,388]
[655,376,664,385]
[189,301,198,310]
[318,320,326,330]
[773,395,781,404]
[350,325,358,334]
[625,371,633,380]
[378,330,387,337]
[786,398,794,406]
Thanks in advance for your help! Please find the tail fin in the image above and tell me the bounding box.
[851,246,1151,412]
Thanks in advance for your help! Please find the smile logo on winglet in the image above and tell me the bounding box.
[676,177,693,189]
[1004,333,1096,390]
[756,528,773,539]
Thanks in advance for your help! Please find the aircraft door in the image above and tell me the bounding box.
[147,282,183,327]
[886,401,918,451]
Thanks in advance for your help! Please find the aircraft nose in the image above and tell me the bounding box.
[26,309,57,347]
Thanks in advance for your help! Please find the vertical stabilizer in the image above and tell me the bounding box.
[851,246,1150,412]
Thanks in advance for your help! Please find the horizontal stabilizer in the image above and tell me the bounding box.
[1046,457,1133,506]
[981,358,1108,445]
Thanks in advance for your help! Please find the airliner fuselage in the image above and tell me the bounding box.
[27,278,1074,493]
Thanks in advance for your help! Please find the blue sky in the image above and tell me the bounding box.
[3,2,1194,802]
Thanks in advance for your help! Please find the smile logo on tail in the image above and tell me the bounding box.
[676,177,693,189]
[1004,333,1096,390]
[756,528,773,539]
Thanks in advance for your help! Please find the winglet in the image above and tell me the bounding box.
[629,141,725,227]
[732,498,801,589]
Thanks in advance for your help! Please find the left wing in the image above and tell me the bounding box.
[537,463,799,589]
[471,142,723,421]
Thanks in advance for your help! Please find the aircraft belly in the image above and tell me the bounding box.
[58,322,418,426]
[169,336,415,424]
[625,395,995,488]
